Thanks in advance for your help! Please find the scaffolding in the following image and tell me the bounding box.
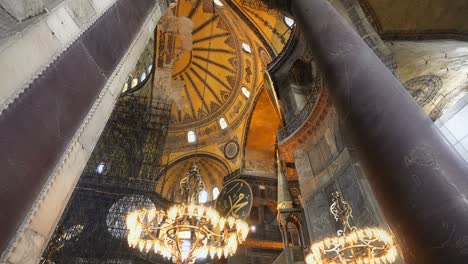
[41,93,172,264]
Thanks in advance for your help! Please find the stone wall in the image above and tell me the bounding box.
[293,107,403,262]
[0,0,167,263]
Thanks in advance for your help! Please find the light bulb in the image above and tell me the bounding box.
[147,209,156,222]
[168,206,178,220]
[138,210,147,222]
[211,212,219,226]
[219,218,226,229]
[138,240,145,252]
[197,205,205,216]
[227,216,235,229]
[188,204,196,216]
[210,247,216,259]
[145,240,153,252]
[126,212,138,229]
[154,241,161,253]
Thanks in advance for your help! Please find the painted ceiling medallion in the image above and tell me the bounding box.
[224,140,240,159]
[215,179,253,220]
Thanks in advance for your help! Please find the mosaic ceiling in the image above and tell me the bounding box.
[155,0,290,130]
[150,0,292,196]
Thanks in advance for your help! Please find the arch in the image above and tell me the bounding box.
[157,153,230,203]
[242,88,281,176]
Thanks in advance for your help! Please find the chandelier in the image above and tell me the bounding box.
[126,163,249,264]
[305,192,398,264]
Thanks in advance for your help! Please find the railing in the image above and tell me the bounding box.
[277,83,321,142]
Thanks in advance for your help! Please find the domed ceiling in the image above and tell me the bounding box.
[153,0,292,185]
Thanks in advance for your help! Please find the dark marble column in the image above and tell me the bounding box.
[280,0,468,263]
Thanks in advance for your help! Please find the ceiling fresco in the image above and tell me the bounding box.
[152,0,293,190]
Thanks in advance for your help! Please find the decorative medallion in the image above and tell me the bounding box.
[215,179,253,220]
[403,75,442,106]
[224,140,240,160]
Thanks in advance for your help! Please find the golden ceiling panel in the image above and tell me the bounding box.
[157,0,244,130]
[155,0,292,178]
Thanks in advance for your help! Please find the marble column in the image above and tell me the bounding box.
[279,0,468,263]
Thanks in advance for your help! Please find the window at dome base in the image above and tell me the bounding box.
[219,118,228,129]
[187,131,196,143]
[199,190,208,203]
[284,16,295,27]
[241,87,251,98]
[214,0,223,6]
[241,43,252,54]
[212,187,220,200]
[139,72,146,82]
[131,78,138,88]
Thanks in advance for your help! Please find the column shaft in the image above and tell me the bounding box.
[291,0,468,263]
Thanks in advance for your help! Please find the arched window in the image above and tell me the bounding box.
[219,118,228,129]
[140,72,146,82]
[131,78,138,88]
[212,187,220,200]
[187,131,196,143]
[122,83,128,93]
[241,87,250,98]
[214,0,223,6]
[284,16,295,27]
[241,43,252,54]
[199,190,208,203]
[147,64,153,73]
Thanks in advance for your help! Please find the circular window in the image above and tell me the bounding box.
[224,140,239,160]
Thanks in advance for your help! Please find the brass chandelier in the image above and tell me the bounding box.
[305,192,398,264]
[126,163,249,264]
